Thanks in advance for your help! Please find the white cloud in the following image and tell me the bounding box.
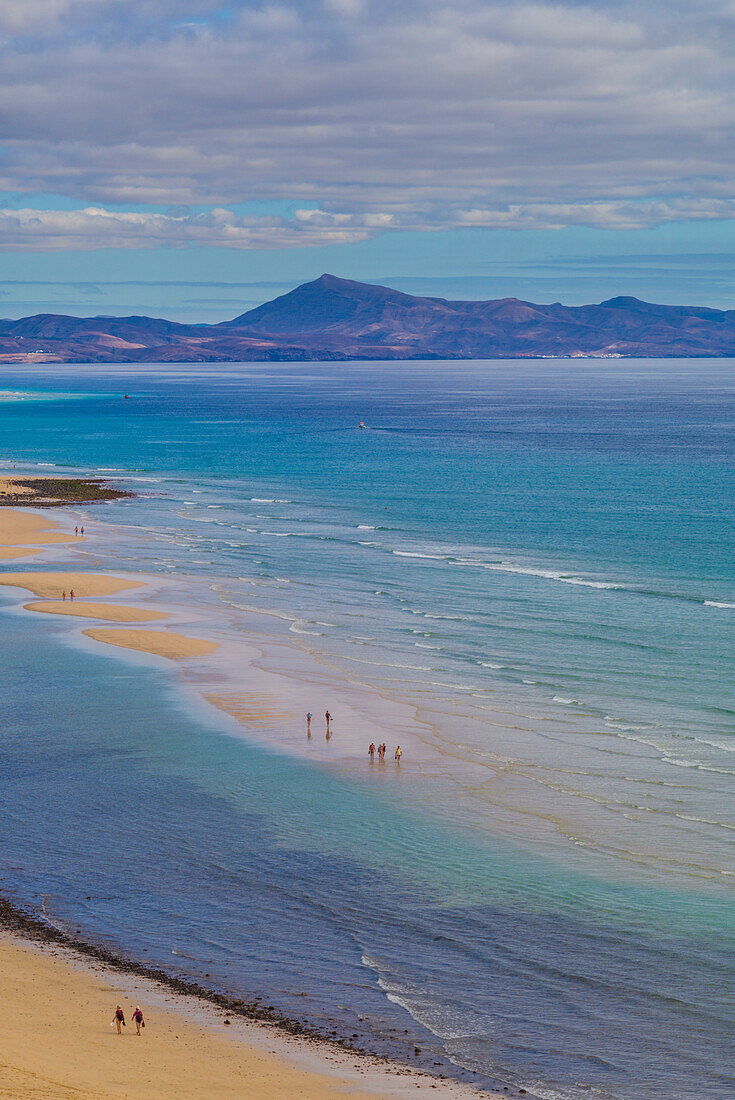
[1,1,735,245]
[3,197,735,251]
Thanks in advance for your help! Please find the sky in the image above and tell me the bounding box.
[2,0,735,320]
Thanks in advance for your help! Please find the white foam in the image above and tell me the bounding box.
[704,600,735,609]
[392,550,445,560]
[289,620,323,636]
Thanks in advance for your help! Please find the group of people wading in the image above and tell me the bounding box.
[305,712,403,764]
[369,741,401,764]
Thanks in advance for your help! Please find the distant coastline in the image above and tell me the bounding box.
[2,273,735,363]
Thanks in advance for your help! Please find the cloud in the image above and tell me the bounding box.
[1,1,735,245]
[0,206,381,250]
[4,197,735,251]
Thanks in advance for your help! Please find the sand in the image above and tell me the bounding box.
[25,601,169,623]
[0,507,77,545]
[0,572,142,599]
[0,546,42,560]
[83,627,218,660]
[0,933,485,1100]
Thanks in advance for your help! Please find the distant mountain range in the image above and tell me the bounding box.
[2,274,735,363]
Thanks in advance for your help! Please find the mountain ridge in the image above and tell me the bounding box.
[2,274,735,363]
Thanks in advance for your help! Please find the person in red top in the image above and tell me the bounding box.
[112,1005,125,1034]
[132,1005,145,1035]
[368,742,376,761]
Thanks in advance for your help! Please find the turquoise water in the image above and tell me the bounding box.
[0,360,734,1098]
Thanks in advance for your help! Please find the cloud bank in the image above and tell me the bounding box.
[2,0,734,248]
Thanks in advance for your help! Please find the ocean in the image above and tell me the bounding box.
[0,358,734,1099]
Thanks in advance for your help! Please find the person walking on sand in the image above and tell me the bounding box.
[132,1005,145,1035]
[395,745,402,765]
[75,526,78,536]
[368,742,376,762]
[112,1005,126,1034]
[81,526,84,536]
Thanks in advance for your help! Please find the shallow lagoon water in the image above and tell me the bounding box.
[0,360,734,1098]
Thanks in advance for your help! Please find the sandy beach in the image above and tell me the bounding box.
[0,507,80,545]
[84,626,219,659]
[26,600,169,622]
[0,931,495,1100]
[0,570,143,599]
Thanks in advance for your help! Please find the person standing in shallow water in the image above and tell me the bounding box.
[325,710,331,733]
[395,745,402,765]
[368,742,376,761]
[306,712,312,737]
[112,1005,125,1034]
[132,1005,145,1035]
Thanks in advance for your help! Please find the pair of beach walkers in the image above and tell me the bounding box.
[112,1004,145,1035]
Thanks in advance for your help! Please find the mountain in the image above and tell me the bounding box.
[2,274,735,363]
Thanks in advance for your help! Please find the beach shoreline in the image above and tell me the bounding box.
[0,500,515,1099]
[0,892,507,1099]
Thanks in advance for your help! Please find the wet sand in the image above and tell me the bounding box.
[0,546,42,560]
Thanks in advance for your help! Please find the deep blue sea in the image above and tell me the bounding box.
[0,359,734,1099]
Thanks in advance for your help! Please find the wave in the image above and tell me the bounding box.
[250,498,292,503]
[357,524,376,530]
[289,620,323,636]
[392,550,446,560]
[704,601,735,610]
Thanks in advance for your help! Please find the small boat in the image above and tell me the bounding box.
[358,421,366,429]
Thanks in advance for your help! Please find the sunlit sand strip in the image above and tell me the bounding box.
[205,691,297,728]
[25,601,168,623]
[0,506,78,545]
[0,573,142,599]
[0,933,478,1100]
[0,547,42,560]
[84,628,218,661]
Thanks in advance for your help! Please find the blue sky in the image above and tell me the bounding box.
[2,1,734,319]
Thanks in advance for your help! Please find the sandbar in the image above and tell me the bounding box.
[0,932,467,1100]
[0,546,42,560]
[0,572,142,599]
[0,507,76,546]
[25,601,168,623]
[84,627,218,660]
